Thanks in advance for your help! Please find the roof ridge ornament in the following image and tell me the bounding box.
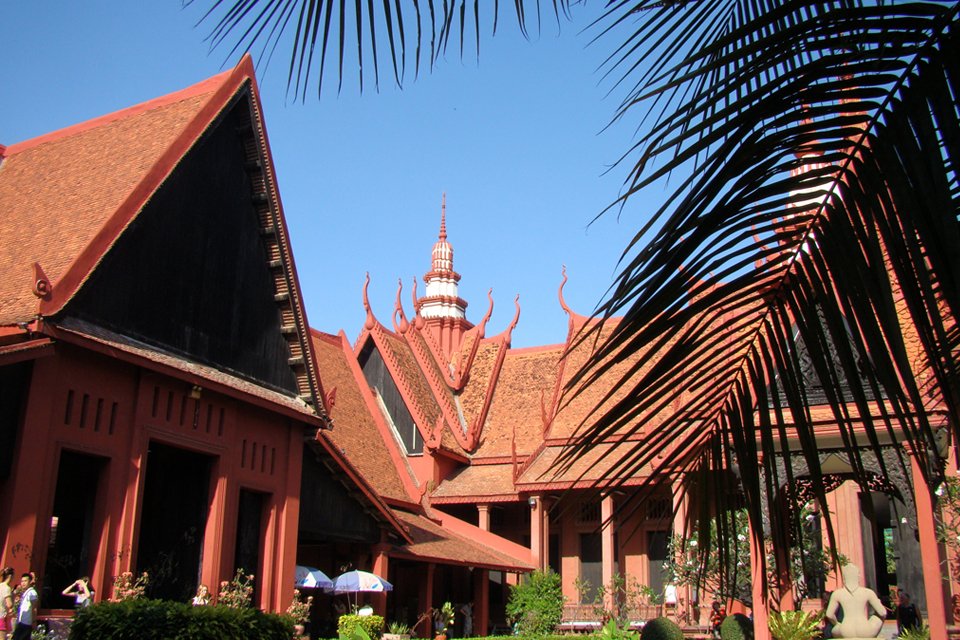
[362,273,376,331]
[558,265,572,316]
[393,278,409,334]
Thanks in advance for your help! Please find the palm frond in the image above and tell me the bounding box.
[560,0,960,600]
[186,0,573,96]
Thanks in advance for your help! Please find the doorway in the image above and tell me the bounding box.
[45,450,106,608]
[136,441,213,601]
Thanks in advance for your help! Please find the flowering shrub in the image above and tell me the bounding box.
[111,571,149,602]
[286,589,314,623]
[218,568,255,608]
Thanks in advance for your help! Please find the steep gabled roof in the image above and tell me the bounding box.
[311,329,420,505]
[0,55,325,417]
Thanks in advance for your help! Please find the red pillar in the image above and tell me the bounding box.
[372,544,390,616]
[911,452,949,640]
[473,568,489,636]
[602,496,615,610]
[530,496,544,569]
[477,504,490,532]
[417,563,436,638]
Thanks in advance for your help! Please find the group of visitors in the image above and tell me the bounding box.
[0,568,38,640]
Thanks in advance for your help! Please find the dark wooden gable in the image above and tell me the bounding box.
[58,90,300,395]
[298,444,381,544]
[358,340,424,454]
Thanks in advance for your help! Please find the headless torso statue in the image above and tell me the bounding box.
[825,565,886,639]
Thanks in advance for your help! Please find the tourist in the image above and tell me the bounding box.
[895,591,921,636]
[11,573,37,640]
[0,568,14,640]
[710,601,726,640]
[62,576,93,609]
[192,584,210,606]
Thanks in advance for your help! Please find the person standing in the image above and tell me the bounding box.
[0,568,15,640]
[11,573,37,640]
[62,576,93,609]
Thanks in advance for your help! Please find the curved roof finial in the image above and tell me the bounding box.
[476,289,494,338]
[393,278,409,333]
[439,193,447,241]
[558,265,573,316]
[363,273,376,330]
[506,294,521,335]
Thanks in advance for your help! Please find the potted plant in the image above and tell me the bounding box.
[384,621,411,640]
[434,602,455,640]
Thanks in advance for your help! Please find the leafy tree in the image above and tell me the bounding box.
[506,568,565,637]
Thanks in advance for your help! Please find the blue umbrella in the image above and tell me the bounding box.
[294,565,333,589]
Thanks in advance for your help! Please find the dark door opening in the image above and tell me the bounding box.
[234,488,266,604]
[136,442,212,601]
[45,450,105,608]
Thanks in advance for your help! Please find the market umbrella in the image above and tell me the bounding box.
[326,570,392,610]
[294,565,333,589]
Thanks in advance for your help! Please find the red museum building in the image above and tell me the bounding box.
[1,57,957,640]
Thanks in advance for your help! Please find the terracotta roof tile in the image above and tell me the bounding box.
[0,84,219,325]
[312,331,415,503]
[389,508,533,571]
[474,346,563,458]
[457,340,502,428]
[515,443,653,489]
[431,463,518,501]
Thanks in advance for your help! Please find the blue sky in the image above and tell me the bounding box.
[1,2,658,348]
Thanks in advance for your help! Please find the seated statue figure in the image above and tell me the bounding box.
[825,564,886,639]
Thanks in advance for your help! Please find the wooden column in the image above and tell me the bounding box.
[417,563,436,638]
[911,452,948,640]
[372,543,390,615]
[477,504,491,532]
[473,568,489,637]
[602,495,615,609]
[530,496,544,569]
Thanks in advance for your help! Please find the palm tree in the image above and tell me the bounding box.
[191,0,960,608]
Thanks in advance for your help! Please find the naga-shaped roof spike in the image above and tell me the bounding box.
[362,273,376,331]
[476,288,494,338]
[412,277,425,330]
[393,278,409,334]
[558,265,573,316]
[503,294,521,345]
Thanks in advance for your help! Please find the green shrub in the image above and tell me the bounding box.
[70,599,292,640]
[506,569,565,636]
[768,610,822,640]
[899,625,930,640]
[720,613,754,640]
[338,613,385,639]
[640,617,684,640]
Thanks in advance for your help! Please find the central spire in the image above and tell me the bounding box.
[417,194,468,322]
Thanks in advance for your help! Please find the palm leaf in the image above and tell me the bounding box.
[559,0,960,601]
[186,0,572,96]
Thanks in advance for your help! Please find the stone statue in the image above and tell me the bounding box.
[825,564,886,639]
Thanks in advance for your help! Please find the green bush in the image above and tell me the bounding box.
[768,610,822,640]
[720,613,754,640]
[640,617,684,640]
[338,613,385,639]
[506,569,566,636]
[70,599,292,639]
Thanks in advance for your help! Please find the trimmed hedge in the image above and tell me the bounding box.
[70,599,293,640]
[720,613,754,640]
[338,613,385,639]
[640,617,684,640]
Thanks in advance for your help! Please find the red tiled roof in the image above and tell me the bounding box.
[388,508,533,571]
[473,345,563,458]
[431,463,519,502]
[0,70,232,326]
[457,340,502,429]
[311,331,417,504]
[514,442,655,490]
